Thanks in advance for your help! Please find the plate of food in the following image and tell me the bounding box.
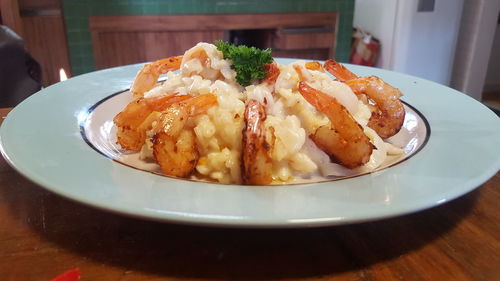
[1,42,499,227]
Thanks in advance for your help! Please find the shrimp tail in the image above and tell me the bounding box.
[305,61,324,72]
[324,59,358,82]
[130,56,183,99]
[183,93,218,116]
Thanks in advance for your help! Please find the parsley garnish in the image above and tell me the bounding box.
[215,40,273,86]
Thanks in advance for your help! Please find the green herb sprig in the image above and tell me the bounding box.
[215,40,273,86]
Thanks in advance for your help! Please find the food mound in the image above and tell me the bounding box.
[113,41,406,185]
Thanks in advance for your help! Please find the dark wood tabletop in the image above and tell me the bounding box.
[0,107,499,281]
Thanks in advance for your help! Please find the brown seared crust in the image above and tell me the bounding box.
[345,76,405,139]
[152,130,199,178]
[298,82,374,169]
[368,104,405,139]
[311,125,374,169]
[241,100,273,185]
[158,56,183,73]
[113,95,191,151]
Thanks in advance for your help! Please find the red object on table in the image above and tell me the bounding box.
[51,268,81,281]
[350,28,380,66]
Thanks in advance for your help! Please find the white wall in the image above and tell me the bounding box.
[484,23,500,92]
[450,0,500,100]
[354,0,464,86]
[353,0,398,69]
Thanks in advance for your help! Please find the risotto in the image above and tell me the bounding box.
[113,42,405,185]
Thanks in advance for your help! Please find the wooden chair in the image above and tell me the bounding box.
[0,0,24,38]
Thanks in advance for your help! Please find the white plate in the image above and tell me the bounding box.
[1,59,499,228]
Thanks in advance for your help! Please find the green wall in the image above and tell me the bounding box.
[63,0,354,75]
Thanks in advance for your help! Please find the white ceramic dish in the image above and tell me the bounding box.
[1,59,499,228]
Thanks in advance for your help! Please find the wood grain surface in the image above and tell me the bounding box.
[0,108,498,281]
[0,0,24,37]
[88,13,338,32]
[22,13,71,86]
[1,0,71,86]
[89,13,337,69]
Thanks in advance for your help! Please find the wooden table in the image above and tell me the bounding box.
[0,107,499,281]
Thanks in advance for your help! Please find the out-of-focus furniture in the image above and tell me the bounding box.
[2,0,353,84]
[0,25,41,107]
[89,13,337,70]
[0,0,70,86]
[63,0,354,76]
[0,0,24,37]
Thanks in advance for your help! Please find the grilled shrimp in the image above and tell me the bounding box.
[292,61,325,83]
[292,61,324,83]
[151,94,218,177]
[305,61,324,72]
[130,56,183,99]
[325,60,405,138]
[345,77,405,139]
[298,82,373,168]
[187,48,210,66]
[324,59,357,82]
[151,104,197,178]
[241,99,273,185]
[261,61,281,86]
[113,95,191,151]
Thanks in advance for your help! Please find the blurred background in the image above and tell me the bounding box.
[0,0,499,114]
